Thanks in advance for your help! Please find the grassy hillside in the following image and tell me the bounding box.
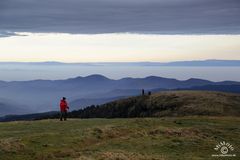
[70,91,240,118]
[0,117,239,160]
[1,91,240,122]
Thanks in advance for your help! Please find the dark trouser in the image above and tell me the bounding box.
[60,111,67,121]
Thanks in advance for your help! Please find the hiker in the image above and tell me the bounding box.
[60,97,69,121]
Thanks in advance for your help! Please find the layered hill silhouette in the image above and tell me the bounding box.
[0,98,31,117]
[0,74,240,116]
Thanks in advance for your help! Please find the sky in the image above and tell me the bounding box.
[0,0,240,62]
[0,33,240,62]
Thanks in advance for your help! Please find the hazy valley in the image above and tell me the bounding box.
[0,73,240,117]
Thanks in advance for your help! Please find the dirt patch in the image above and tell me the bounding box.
[52,148,81,158]
[78,126,133,148]
[88,126,133,139]
[0,138,25,153]
[148,128,204,138]
[33,149,80,160]
[74,155,95,160]
[98,150,165,160]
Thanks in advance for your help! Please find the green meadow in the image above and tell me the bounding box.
[0,117,239,160]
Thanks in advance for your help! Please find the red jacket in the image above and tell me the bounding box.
[60,100,68,112]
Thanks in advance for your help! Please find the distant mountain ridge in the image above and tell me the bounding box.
[180,84,240,94]
[1,60,240,66]
[1,74,239,90]
[0,74,240,116]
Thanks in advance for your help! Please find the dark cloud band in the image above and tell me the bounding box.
[0,0,240,36]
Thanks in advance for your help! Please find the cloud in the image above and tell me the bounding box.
[0,0,240,36]
[0,31,26,37]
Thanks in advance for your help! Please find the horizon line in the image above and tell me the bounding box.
[0,59,240,64]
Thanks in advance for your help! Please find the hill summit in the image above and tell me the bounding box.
[70,91,240,118]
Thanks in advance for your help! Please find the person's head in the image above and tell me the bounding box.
[62,97,66,101]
